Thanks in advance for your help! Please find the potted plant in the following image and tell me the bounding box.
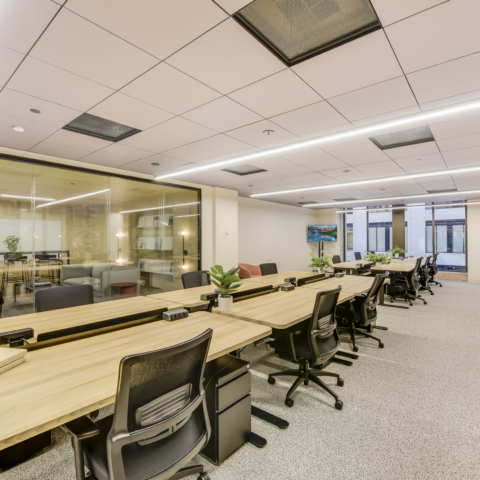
[364,252,391,266]
[3,235,21,252]
[308,252,333,275]
[388,245,406,258]
[208,265,243,312]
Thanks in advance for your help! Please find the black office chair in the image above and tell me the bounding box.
[259,263,278,276]
[332,255,341,264]
[386,257,426,306]
[419,256,434,296]
[336,273,389,352]
[181,270,211,289]
[65,329,212,480]
[35,284,94,312]
[428,253,442,287]
[354,252,362,260]
[267,287,344,410]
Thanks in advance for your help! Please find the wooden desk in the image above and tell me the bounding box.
[243,271,320,287]
[370,262,416,273]
[332,260,374,273]
[214,288,354,329]
[0,297,178,342]
[301,276,376,295]
[147,282,274,308]
[0,312,271,450]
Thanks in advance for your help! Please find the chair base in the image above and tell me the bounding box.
[337,325,384,352]
[267,360,343,410]
[170,465,209,480]
[428,279,443,287]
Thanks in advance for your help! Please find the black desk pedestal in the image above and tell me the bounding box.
[0,430,51,470]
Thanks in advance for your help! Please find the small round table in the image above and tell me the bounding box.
[110,282,137,298]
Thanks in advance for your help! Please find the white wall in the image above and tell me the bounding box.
[238,197,339,271]
[467,202,480,283]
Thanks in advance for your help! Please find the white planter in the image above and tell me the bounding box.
[218,295,233,312]
[14,261,22,266]
[376,262,382,267]
[395,253,399,258]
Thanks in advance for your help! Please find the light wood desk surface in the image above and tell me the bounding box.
[243,271,320,287]
[370,260,419,273]
[147,281,273,308]
[0,312,271,450]
[214,287,354,329]
[301,275,377,295]
[0,297,179,341]
[332,260,374,270]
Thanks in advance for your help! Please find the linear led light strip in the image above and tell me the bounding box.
[175,214,200,218]
[119,202,200,214]
[1,194,55,201]
[36,189,110,208]
[335,201,480,213]
[303,189,480,208]
[154,99,480,181]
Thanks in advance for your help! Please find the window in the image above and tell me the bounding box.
[368,210,392,252]
[346,223,353,251]
[344,209,367,260]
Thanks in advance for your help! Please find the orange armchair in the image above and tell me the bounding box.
[238,263,262,279]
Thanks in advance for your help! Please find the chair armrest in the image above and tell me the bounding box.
[64,416,100,440]
[288,331,302,361]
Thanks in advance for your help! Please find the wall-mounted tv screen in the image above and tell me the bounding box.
[308,225,337,242]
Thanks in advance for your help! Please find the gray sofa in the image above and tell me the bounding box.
[62,264,140,301]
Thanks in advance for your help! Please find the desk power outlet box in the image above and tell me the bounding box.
[0,328,34,346]
[334,273,345,277]
[284,277,296,283]
[279,284,295,291]
[163,309,189,321]
[200,292,218,301]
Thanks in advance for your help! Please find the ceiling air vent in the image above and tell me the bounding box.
[426,188,458,194]
[369,126,435,150]
[62,113,141,142]
[333,197,358,202]
[221,164,267,175]
[234,0,381,66]
[297,201,317,205]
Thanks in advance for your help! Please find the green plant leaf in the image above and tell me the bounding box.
[208,272,223,283]
[210,279,222,289]
[211,265,224,275]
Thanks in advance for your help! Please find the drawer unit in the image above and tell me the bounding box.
[202,355,251,465]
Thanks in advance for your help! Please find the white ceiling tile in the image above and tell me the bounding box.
[355,186,403,197]
[166,18,285,94]
[228,70,322,118]
[120,154,190,176]
[0,0,59,54]
[226,120,299,148]
[304,159,350,172]
[191,146,257,165]
[282,171,335,185]
[0,112,56,150]
[80,144,152,167]
[182,97,262,133]
[351,106,421,128]
[271,101,347,137]
[31,139,95,160]
[430,115,480,140]
[407,52,480,105]
[8,56,113,111]
[29,9,158,90]
[269,165,314,176]
[385,141,439,159]
[355,160,406,177]
[280,146,339,165]
[322,166,364,178]
[66,0,227,60]
[121,63,221,115]
[189,134,253,157]
[329,77,417,122]
[249,157,297,170]
[415,176,457,191]
[437,133,480,152]
[320,137,380,158]
[385,0,480,74]
[342,150,392,166]
[0,88,80,128]
[299,123,354,140]
[292,30,403,99]
[451,170,480,190]
[88,93,174,131]
[41,129,112,152]
[162,145,213,163]
[0,46,24,87]
[214,0,253,14]
[371,0,447,27]
[120,116,217,153]
[442,146,480,165]
[394,153,447,173]
[421,90,480,117]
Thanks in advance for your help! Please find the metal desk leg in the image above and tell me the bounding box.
[251,405,289,430]
[378,282,409,310]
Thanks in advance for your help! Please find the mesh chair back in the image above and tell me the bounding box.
[107,329,212,480]
[259,263,278,275]
[307,287,342,365]
[181,271,211,289]
[430,253,439,275]
[332,255,341,264]
[359,273,389,326]
[35,284,94,312]
[354,252,362,260]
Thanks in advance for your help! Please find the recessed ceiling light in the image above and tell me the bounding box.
[30,109,41,114]
[415,158,422,162]
[222,165,266,176]
[13,126,24,132]
[151,162,160,166]
[263,130,274,135]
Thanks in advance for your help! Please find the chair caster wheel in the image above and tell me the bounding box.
[353,346,359,352]
[198,473,210,480]
[335,400,343,411]
[390,298,394,303]
[268,376,275,385]
[285,398,294,408]
[304,380,309,385]
[440,285,443,287]
[424,302,427,305]
[337,378,344,387]
[379,342,384,349]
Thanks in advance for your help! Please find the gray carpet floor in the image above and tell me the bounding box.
[2,280,480,480]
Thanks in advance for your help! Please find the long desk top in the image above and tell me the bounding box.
[243,270,320,287]
[147,281,273,308]
[0,312,271,450]
[301,275,377,295]
[332,260,374,270]
[214,287,354,329]
[0,297,179,341]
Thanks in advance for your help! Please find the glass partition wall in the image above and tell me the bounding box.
[0,159,200,318]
